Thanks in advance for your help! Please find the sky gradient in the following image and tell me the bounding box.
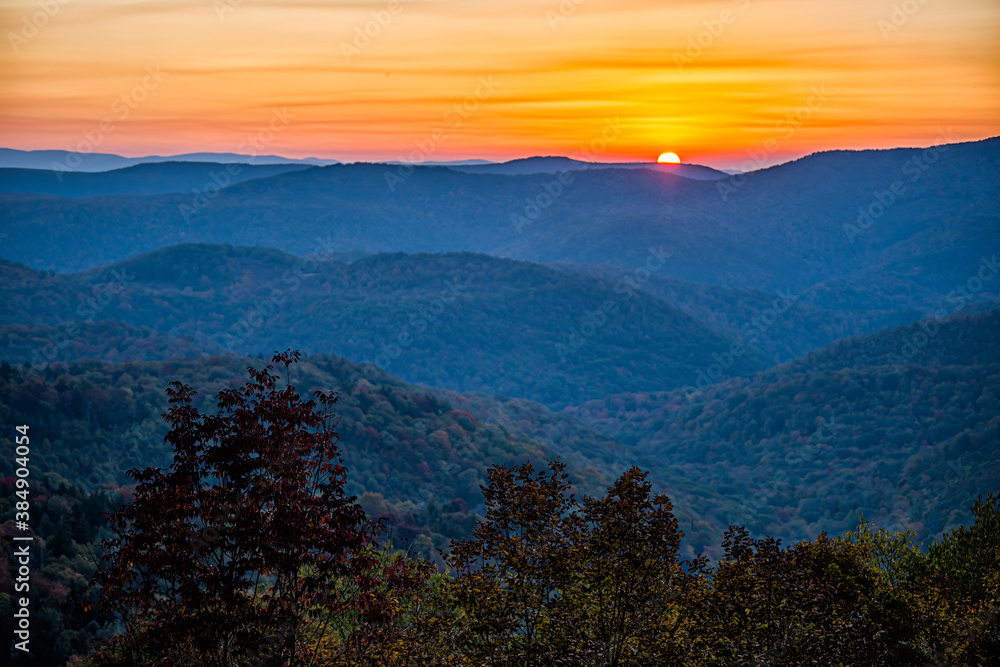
[1,0,998,169]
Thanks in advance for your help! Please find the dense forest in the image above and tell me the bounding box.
[566,309,1000,553]
[0,355,621,564]
[2,308,998,561]
[3,355,995,666]
[0,478,122,663]
[0,247,771,407]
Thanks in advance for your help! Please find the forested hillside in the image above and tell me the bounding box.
[0,480,122,663]
[0,321,226,363]
[554,262,927,362]
[567,308,1000,553]
[0,356,620,563]
[3,297,996,561]
[0,247,768,407]
[3,354,997,666]
[1,140,997,665]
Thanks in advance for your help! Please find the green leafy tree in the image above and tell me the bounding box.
[700,527,885,666]
[922,489,1000,665]
[841,519,926,664]
[574,467,690,665]
[843,491,1000,665]
[449,461,692,666]
[330,544,463,667]
[449,460,584,665]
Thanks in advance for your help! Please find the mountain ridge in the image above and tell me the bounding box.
[0,246,771,408]
[2,138,995,307]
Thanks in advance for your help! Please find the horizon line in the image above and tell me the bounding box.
[1,134,997,174]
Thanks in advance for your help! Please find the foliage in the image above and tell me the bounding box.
[567,308,1000,557]
[696,529,885,666]
[0,354,604,563]
[923,490,1000,664]
[326,544,463,667]
[0,246,770,407]
[90,351,422,665]
[0,478,121,666]
[837,491,1000,666]
[449,460,585,664]
[447,465,1000,667]
[9,425,998,665]
[449,461,691,666]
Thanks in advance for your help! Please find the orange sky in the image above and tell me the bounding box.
[1,0,997,169]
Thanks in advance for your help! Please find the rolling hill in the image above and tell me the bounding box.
[0,246,769,408]
[552,262,928,363]
[0,161,312,197]
[565,307,1000,553]
[3,309,996,561]
[0,355,586,563]
[0,354,720,560]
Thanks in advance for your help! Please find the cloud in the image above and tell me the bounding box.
[1,0,997,164]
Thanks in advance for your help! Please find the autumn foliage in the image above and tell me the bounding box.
[85,353,999,666]
[91,351,426,665]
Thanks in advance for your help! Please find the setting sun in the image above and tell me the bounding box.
[657,152,681,164]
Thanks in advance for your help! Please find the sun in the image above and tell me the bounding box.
[657,152,681,164]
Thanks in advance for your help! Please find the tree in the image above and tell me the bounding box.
[842,492,1000,665]
[841,519,927,664]
[449,459,584,665]
[576,467,690,666]
[700,527,886,666]
[327,543,463,667]
[91,351,413,665]
[921,489,1000,665]
[449,461,691,667]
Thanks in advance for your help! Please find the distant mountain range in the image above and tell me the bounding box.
[0,162,312,198]
[2,138,996,305]
[447,156,728,180]
[0,148,726,178]
[0,148,340,172]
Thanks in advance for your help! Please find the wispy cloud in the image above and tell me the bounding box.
[1,0,997,167]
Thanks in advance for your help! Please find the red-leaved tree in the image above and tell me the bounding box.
[92,351,418,666]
